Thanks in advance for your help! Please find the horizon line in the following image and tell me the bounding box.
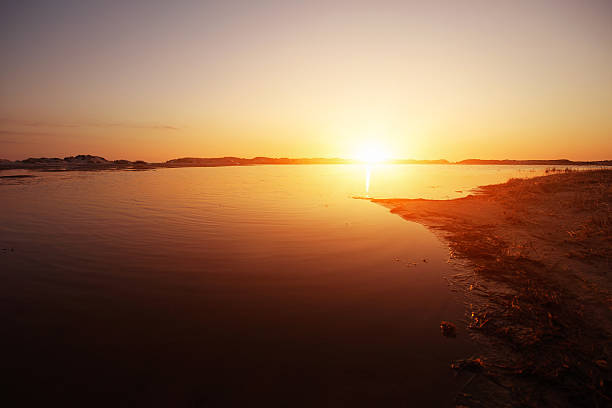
[2,154,612,165]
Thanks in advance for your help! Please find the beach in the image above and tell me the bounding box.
[371,169,612,406]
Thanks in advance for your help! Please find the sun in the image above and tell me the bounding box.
[353,141,390,164]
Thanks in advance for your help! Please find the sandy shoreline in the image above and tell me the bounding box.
[370,170,611,407]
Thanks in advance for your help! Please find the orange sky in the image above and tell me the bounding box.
[1,1,611,162]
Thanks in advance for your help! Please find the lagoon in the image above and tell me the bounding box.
[0,164,557,406]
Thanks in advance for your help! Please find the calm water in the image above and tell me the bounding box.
[0,165,555,406]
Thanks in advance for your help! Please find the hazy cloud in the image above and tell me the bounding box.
[0,130,54,139]
[0,119,179,131]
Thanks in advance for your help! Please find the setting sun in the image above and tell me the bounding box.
[354,142,390,164]
[1,1,611,406]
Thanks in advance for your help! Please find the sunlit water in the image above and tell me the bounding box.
[0,165,563,406]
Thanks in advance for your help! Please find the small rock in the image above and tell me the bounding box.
[440,321,457,337]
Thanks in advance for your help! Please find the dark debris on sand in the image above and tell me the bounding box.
[374,170,612,407]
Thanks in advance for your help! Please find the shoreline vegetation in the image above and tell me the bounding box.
[368,170,611,407]
[1,154,611,171]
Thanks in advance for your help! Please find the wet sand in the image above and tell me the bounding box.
[370,169,612,406]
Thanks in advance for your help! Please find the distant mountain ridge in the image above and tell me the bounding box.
[165,157,451,166]
[164,157,611,166]
[0,155,610,170]
[165,156,353,166]
[0,154,150,169]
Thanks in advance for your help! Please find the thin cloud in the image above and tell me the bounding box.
[0,130,54,138]
[89,123,180,131]
[0,119,179,131]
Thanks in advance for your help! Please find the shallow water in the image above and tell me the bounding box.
[0,164,560,406]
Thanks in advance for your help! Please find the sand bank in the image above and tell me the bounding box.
[371,170,611,407]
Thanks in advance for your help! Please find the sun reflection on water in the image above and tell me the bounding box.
[365,165,371,197]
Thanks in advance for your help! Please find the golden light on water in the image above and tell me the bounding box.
[365,166,371,197]
[353,140,389,197]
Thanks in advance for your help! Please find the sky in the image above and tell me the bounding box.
[1,0,611,162]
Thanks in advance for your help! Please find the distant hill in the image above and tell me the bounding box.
[1,155,611,171]
[21,155,110,165]
[164,157,353,166]
[0,155,151,169]
[164,157,450,166]
[165,157,611,167]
